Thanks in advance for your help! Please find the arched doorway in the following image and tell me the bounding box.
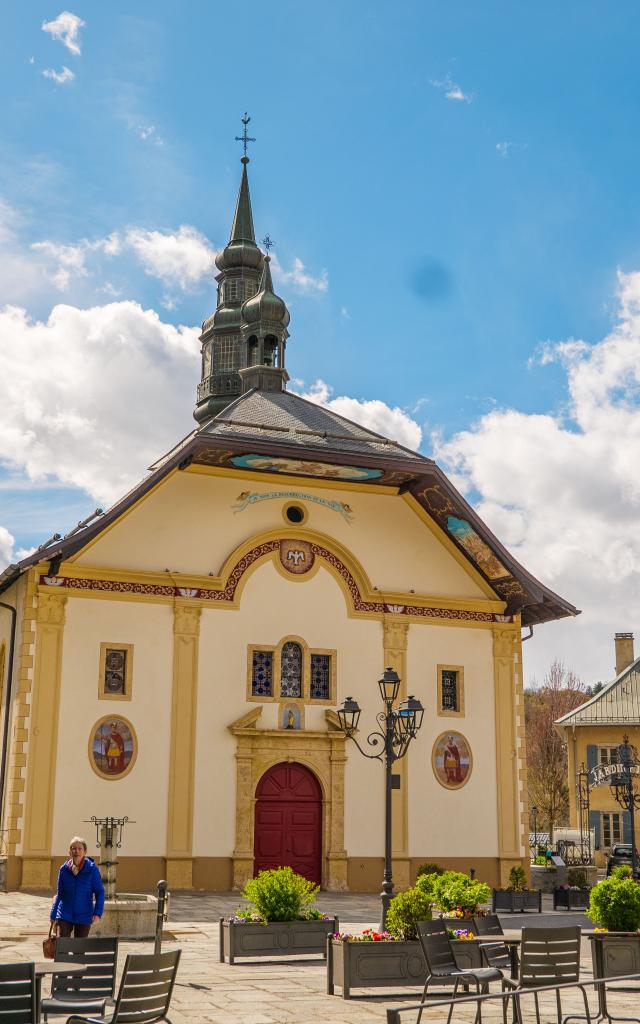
[254,762,322,885]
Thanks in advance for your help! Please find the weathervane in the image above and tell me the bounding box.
[235,112,256,161]
[262,234,275,253]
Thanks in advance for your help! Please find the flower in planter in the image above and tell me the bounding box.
[331,930,395,942]
[228,911,264,923]
[448,928,475,940]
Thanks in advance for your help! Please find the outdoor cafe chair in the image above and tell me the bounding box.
[472,916,516,975]
[41,938,118,1021]
[0,961,37,1024]
[416,920,504,1024]
[502,926,591,1024]
[66,949,181,1024]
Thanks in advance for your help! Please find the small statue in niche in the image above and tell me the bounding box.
[282,705,301,730]
[286,709,295,729]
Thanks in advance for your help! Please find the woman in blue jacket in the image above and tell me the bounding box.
[50,836,105,938]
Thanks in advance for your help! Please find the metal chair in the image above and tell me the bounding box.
[473,915,515,975]
[41,938,118,1021]
[416,920,503,1024]
[502,926,590,1024]
[0,961,37,1024]
[67,950,180,1024]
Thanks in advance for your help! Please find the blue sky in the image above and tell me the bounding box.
[2,1,640,683]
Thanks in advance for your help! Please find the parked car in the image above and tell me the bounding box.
[606,844,639,875]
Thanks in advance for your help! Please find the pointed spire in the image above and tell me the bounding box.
[261,253,274,292]
[229,159,255,243]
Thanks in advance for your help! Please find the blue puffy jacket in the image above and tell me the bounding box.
[50,857,105,925]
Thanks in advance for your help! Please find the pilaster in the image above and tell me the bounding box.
[22,589,67,889]
[383,617,410,890]
[166,602,201,889]
[492,624,523,886]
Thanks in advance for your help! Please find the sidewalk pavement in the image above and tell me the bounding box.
[0,889,620,1024]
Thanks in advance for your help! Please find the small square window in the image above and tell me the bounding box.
[310,654,331,700]
[251,650,273,697]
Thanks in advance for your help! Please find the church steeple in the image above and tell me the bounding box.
[194,118,293,423]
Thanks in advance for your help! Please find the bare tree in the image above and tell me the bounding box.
[525,660,586,843]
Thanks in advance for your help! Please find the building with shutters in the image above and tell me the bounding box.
[0,151,578,894]
[556,633,640,866]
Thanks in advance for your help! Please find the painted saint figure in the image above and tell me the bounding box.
[443,735,463,784]
[104,722,125,772]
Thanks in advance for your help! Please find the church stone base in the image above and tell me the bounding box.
[21,857,52,890]
[166,858,193,890]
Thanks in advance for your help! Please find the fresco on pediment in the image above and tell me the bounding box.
[89,716,137,780]
[230,453,383,480]
[446,516,510,581]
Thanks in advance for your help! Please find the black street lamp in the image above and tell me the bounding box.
[531,805,538,854]
[337,668,424,930]
[610,736,640,880]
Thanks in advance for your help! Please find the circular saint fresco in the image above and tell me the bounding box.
[89,716,137,780]
[432,731,473,790]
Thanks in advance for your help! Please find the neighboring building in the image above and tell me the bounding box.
[0,154,578,894]
[556,633,639,867]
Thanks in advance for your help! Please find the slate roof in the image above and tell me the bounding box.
[199,388,427,461]
[556,659,640,727]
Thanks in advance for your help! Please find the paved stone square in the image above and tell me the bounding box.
[0,890,636,1024]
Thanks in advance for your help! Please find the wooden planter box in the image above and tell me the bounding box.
[327,937,483,999]
[589,932,640,981]
[553,887,591,911]
[492,889,542,913]
[219,917,338,963]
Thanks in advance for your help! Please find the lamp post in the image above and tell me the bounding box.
[610,736,640,880]
[337,668,424,930]
[531,805,538,855]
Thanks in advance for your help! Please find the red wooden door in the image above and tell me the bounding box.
[254,762,322,885]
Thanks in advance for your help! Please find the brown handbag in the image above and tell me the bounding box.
[42,921,56,960]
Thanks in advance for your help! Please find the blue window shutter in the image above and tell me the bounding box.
[623,811,632,844]
[589,810,601,850]
[587,745,598,772]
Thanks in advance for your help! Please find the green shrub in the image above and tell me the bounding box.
[507,866,528,892]
[241,867,319,922]
[588,867,640,931]
[416,862,445,879]
[386,886,433,940]
[418,870,490,913]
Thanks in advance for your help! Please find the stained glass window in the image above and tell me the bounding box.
[104,648,127,696]
[280,642,302,698]
[251,650,273,697]
[310,654,331,700]
[441,670,458,712]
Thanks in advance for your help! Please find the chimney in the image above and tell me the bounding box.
[615,632,635,676]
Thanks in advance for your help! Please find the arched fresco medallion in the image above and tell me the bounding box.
[432,731,473,790]
[89,715,137,780]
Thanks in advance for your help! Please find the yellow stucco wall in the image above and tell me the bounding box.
[406,625,498,857]
[7,466,527,888]
[50,597,173,857]
[73,471,489,600]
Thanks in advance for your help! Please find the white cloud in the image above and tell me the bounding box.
[42,12,85,55]
[126,226,215,290]
[0,527,14,571]
[297,379,422,451]
[31,234,120,290]
[434,270,640,685]
[271,254,328,294]
[42,66,75,84]
[496,142,513,158]
[136,124,163,145]
[0,301,199,506]
[432,75,473,103]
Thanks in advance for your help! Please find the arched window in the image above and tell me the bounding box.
[280,642,302,698]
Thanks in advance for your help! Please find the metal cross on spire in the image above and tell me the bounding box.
[262,234,275,253]
[235,112,256,161]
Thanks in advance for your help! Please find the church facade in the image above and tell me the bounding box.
[0,155,577,893]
